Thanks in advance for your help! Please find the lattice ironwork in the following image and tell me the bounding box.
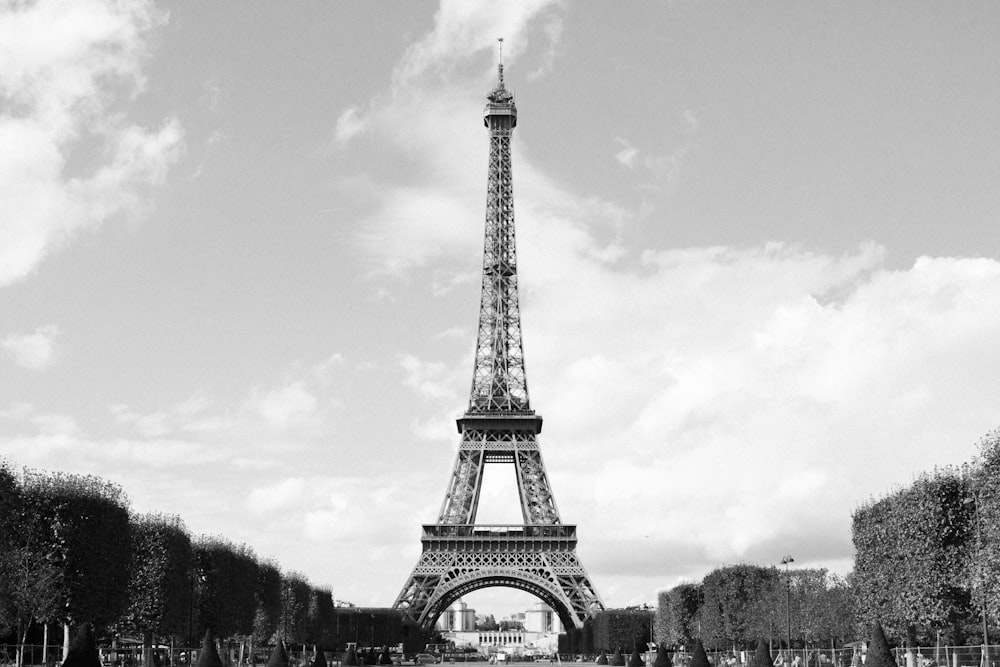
[394,56,603,631]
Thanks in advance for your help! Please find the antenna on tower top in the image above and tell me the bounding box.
[497,37,505,87]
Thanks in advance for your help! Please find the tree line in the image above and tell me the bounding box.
[655,429,1000,651]
[0,465,348,666]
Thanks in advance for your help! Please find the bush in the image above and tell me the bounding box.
[750,638,771,667]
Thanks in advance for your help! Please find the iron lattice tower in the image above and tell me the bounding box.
[394,53,604,631]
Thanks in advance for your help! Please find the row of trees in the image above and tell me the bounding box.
[0,465,343,666]
[852,429,1000,648]
[655,430,1000,652]
[559,608,654,654]
[655,566,853,650]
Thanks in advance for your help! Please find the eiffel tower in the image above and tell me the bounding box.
[393,46,604,631]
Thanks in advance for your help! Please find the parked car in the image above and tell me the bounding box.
[414,655,439,665]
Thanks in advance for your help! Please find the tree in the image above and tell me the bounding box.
[593,609,653,653]
[0,461,19,630]
[853,468,973,645]
[973,429,1000,636]
[657,585,702,649]
[193,537,259,639]
[307,588,335,648]
[2,475,61,667]
[121,514,194,667]
[21,471,132,646]
[476,614,499,631]
[254,561,283,645]
[699,565,779,649]
[278,573,311,643]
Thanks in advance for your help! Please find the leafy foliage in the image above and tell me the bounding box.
[22,471,132,628]
[593,609,653,653]
[121,513,194,638]
[973,429,1000,632]
[699,565,779,649]
[193,537,259,638]
[0,462,21,630]
[278,573,311,643]
[657,584,702,648]
[254,561,283,644]
[852,467,973,642]
[307,588,335,648]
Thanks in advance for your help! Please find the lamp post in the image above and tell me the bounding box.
[781,556,795,654]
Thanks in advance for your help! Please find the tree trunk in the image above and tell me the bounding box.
[16,619,26,667]
[43,623,50,667]
[144,630,154,667]
[63,623,71,662]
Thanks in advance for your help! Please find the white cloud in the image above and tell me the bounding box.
[334,106,369,145]
[399,354,459,402]
[248,478,308,514]
[1,324,61,370]
[615,138,639,169]
[0,0,183,287]
[248,381,319,430]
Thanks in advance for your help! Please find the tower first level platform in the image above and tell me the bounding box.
[397,524,603,631]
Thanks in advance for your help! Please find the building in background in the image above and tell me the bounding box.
[437,599,478,632]
[438,600,563,655]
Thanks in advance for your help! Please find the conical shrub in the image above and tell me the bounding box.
[62,624,101,667]
[750,639,772,667]
[611,648,626,666]
[314,647,328,667]
[653,645,672,667]
[266,641,289,667]
[596,652,609,665]
[342,647,359,667]
[378,648,393,665]
[866,622,897,667]
[689,640,710,667]
[629,641,645,667]
[195,630,223,667]
[366,648,378,666]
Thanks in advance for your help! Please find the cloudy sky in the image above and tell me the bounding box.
[2,1,999,616]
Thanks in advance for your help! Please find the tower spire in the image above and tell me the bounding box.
[497,37,505,88]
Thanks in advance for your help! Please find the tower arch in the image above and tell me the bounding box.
[423,573,576,632]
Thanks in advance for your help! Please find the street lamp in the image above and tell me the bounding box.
[781,556,795,654]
